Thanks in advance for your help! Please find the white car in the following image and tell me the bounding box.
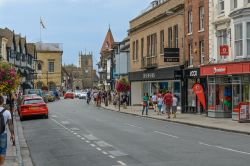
[79,92,87,99]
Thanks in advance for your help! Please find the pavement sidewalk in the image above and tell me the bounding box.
[4,112,33,166]
[101,104,250,135]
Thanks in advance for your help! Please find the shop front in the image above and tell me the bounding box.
[184,68,207,114]
[201,62,250,119]
[129,66,184,107]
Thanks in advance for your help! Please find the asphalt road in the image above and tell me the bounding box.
[22,99,250,166]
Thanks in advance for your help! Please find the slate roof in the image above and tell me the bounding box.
[27,43,36,57]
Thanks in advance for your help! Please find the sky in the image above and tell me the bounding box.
[0,0,152,68]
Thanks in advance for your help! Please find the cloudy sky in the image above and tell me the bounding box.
[0,0,151,68]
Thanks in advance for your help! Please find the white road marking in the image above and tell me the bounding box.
[90,144,96,147]
[73,133,77,135]
[199,142,250,155]
[117,161,126,165]
[125,123,143,129]
[77,135,81,137]
[154,131,179,138]
[96,147,102,151]
[86,140,90,143]
[102,151,108,155]
[109,155,115,159]
[81,137,85,140]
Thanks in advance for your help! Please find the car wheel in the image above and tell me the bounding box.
[20,115,23,121]
[44,114,49,119]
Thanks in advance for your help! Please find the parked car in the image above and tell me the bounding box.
[79,92,87,99]
[74,90,82,98]
[25,89,43,97]
[64,92,74,99]
[19,96,48,121]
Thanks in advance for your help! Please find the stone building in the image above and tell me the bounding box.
[34,43,63,91]
[128,0,184,106]
[79,52,94,88]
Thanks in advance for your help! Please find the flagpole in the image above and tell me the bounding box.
[40,17,42,42]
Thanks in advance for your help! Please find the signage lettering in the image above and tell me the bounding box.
[213,66,227,74]
[164,48,180,62]
[143,73,155,79]
[190,71,198,77]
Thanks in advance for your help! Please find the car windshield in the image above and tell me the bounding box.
[24,98,44,104]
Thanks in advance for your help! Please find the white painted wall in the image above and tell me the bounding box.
[131,82,142,105]
[1,38,8,61]
[209,0,250,63]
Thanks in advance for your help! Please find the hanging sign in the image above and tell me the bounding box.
[220,45,229,56]
[193,83,206,111]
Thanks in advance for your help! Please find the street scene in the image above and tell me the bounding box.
[0,0,250,165]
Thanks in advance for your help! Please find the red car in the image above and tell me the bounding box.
[64,92,74,99]
[19,96,48,121]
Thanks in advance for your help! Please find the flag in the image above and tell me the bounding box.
[40,18,46,29]
[193,83,206,111]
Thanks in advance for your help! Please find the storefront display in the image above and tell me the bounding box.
[201,61,250,119]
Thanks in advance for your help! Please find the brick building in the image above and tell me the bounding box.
[183,0,209,113]
[128,0,185,106]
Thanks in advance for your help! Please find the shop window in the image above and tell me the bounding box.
[188,79,196,107]
[233,84,241,110]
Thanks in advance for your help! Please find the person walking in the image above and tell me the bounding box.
[157,94,163,115]
[142,93,149,115]
[172,95,178,118]
[163,91,173,119]
[0,95,15,165]
[152,92,157,112]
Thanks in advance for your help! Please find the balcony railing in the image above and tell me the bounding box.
[141,56,158,69]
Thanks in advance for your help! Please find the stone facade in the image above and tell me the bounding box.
[34,43,63,91]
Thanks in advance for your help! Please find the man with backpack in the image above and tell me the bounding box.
[0,95,14,165]
[163,91,173,119]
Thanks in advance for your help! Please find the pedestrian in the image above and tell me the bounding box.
[157,94,163,115]
[121,93,127,109]
[152,92,157,112]
[172,95,178,118]
[0,95,15,165]
[163,91,173,119]
[142,92,149,115]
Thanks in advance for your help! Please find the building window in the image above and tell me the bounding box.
[231,0,237,10]
[189,44,193,66]
[188,10,192,33]
[136,40,139,60]
[218,0,225,14]
[168,27,172,48]
[200,40,205,64]
[141,38,144,58]
[48,61,55,73]
[147,33,157,57]
[217,29,227,60]
[173,25,178,48]
[85,59,88,65]
[160,30,164,54]
[132,41,135,60]
[199,6,205,30]
[235,23,243,57]
[247,22,250,56]
[37,63,42,70]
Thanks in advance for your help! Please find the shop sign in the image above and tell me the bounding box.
[174,70,183,79]
[213,66,227,74]
[164,48,179,62]
[220,45,229,56]
[143,73,156,79]
[193,83,206,111]
[185,68,200,78]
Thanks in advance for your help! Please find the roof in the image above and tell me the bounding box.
[100,28,114,53]
[0,28,14,47]
[35,43,63,52]
[26,43,36,57]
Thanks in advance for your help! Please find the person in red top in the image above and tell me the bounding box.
[163,91,173,118]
